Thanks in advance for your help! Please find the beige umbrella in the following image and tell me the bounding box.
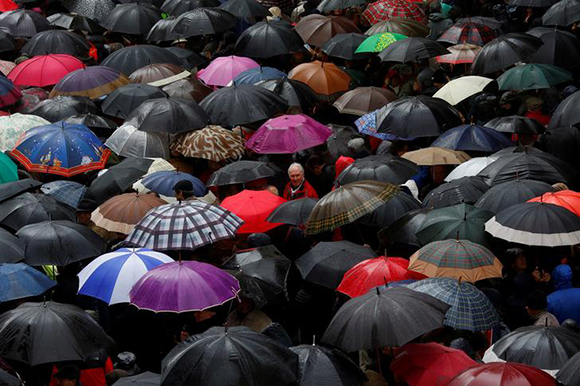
[402,147,470,166]
[433,75,493,105]
[171,125,244,162]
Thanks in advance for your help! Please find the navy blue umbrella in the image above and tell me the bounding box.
[233,67,286,85]
[141,170,206,197]
[431,124,514,153]
[0,263,56,303]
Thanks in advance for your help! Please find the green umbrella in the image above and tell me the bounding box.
[0,153,18,184]
[497,63,572,91]
[416,203,493,246]
[355,32,408,53]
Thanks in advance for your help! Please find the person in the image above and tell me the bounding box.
[548,264,580,323]
[526,290,559,326]
[173,180,195,201]
[54,365,81,386]
[226,297,272,333]
[282,163,318,200]
[524,97,550,126]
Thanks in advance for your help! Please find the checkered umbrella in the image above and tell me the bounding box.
[438,22,497,47]
[41,180,87,209]
[124,201,243,251]
[408,277,499,331]
[362,0,427,26]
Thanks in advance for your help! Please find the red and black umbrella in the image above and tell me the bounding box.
[438,22,497,47]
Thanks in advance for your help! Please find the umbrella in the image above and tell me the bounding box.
[165,46,207,69]
[146,17,179,42]
[105,124,171,159]
[355,32,408,53]
[100,3,161,36]
[305,180,400,235]
[557,351,580,386]
[16,220,107,266]
[162,78,212,102]
[485,202,580,246]
[528,190,580,216]
[8,54,86,88]
[377,208,429,249]
[170,7,236,38]
[41,180,87,209]
[129,260,239,312]
[161,326,298,385]
[115,372,160,386]
[423,177,490,208]
[322,33,368,60]
[64,114,117,131]
[171,125,244,161]
[232,66,286,85]
[526,27,580,69]
[288,61,351,97]
[198,55,259,87]
[219,0,269,18]
[360,189,422,229]
[124,200,243,251]
[432,76,493,106]
[21,30,91,58]
[366,18,429,36]
[291,344,367,386]
[295,240,377,289]
[141,171,205,197]
[408,239,503,282]
[11,122,110,178]
[102,83,168,119]
[0,301,114,367]
[0,263,56,303]
[497,63,572,91]
[378,37,450,63]
[445,156,497,182]
[47,12,104,33]
[266,197,317,226]
[101,45,183,76]
[294,14,361,47]
[220,190,286,233]
[0,9,49,38]
[431,124,513,153]
[438,22,497,46]
[125,97,208,134]
[91,193,167,234]
[475,179,553,214]
[206,160,278,186]
[162,0,221,14]
[448,363,556,386]
[543,0,580,26]
[317,0,366,12]
[29,96,97,123]
[0,369,19,386]
[49,66,130,99]
[246,114,332,154]
[510,0,556,6]
[333,87,397,116]
[402,147,470,165]
[326,124,362,160]
[362,0,427,26]
[471,33,543,75]
[390,343,479,386]
[0,178,42,204]
[337,256,426,298]
[129,63,184,84]
[78,248,173,304]
[62,0,115,21]
[256,77,319,109]
[0,153,17,184]
[322,286,449,352]
[549,92,580,130]
[408,277,499,331]
[0,0,16,12]
[200,85,288,127]
[0,30,15,53]
[375,96,462,139]
[436,43,482,64]
[0,228,24,263]
[485,115,544,135]
[337,155,418,185]
[235,20,304,59]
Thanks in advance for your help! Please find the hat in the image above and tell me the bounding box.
[172,38,188,45]
[526,96,543,111]
[173,179,194,192]
[54,365,80,381]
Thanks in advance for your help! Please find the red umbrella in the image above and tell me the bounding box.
[8,54,85,87]
[0,0,17,12]
[448,362,556,386]
[337,256,426,298]
[362,0,427,26]
[528,190,580,217]
[220,190,286,234]
[391,343,479,386]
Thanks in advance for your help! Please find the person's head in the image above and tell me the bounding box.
[552,264,573,290]
[288,163,305,188]
[430,165,449,185]
[562,318,580,333]
[306,155,325,176]
[173,180,195,200]
[265,185,279,196]
[526,290,548,316]
[54,365,80,386]
[552,182,569,192]
[505,248,527,272]
[526,97,543,112]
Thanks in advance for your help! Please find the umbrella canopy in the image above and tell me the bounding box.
[337,155,418,185]
[322,286,449,352]
[21,30,90,58]
[206,160,277,186]
[366,18,429,36]
[0,369,19,386]
[497,63,572,91]
[326,125,364,159]
[171,7,236,37]
[549,91,580,129]
[527,27,580,69]
[557,351,580,386]
[0,263,56,303]
[162,0,221,14]
[100,3,161,35]
[164,46,207,69]
[333,86,397,116]
[543,0,580,26]
[78,248,173,304]
[378,37,449,63]
[377,207,429,250]
[432,76,493,106]
[219,0,270,18]
[528,190,580,216]
[0,30,15,54]
[436,43,482,64]
[471,33,543,75]
[29,96,97,123]
[423,177,490,209]
[171,125,244,162]
[356,32,408,53]
[105,124,171,159]
[129,260,239,312]
[0,228,24,263]
[101,45,183,76]
[47,12,104,33]
[0,301,114,367]
[8,54,85,88]
[475,179,553,214]
[102,83,168,119]
[510,0,557,6]
[162,78,212,102]
[445,156,497,182]
[49,66,130,99]
[266,197,317,226]
[235,20,304,58]
[485,115,544,135]
[63,114,117,131]
[62,0,115,21]
[232,66,286,85]
[431,124,513,153]
[198,55,259,87]
[0,153,17,185]
[114,372,160,386]
[41,180,87,209]
[362,0,427,25]
[438,22,497,46]
[124,200,243,251]
[408,239,503,282]
[0,9,49,38]
[220,190,286,234]
[0,178,42,204]
[448,363,556,386]
[322,32,368,60]
[295,240,377,290]
[141,170,205,197]
[125,97,208,134]
[246,114,332,154]
[256,77,319,109]
[92,193,167,234]
[317,0,366,12]
[294,14,361,47]
[288,61,351,97]
[161,326,298,385]
[129,63,184,84]
[360,189,422,229]
[403,147,470,166]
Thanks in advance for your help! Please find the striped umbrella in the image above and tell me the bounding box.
[49,66,130,99]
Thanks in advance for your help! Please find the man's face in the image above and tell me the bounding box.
[56,379,76,386]
[289,168,304,188]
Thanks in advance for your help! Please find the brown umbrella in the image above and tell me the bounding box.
[294,14,361,47]
[129,63,187,84]
[333,86,397,116]
[305,180,399,235]
[402,147,471,166]
[171,125,244,162]
[289,61,351,97]
[365,18,429,37]
[162,78,212,102]
[91,192,167,234]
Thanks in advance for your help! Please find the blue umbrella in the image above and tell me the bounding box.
[41,180,87,209]
[431,124,514,153]
[0,263,56,303]
[141,171,206,197]
[233,67,287,85]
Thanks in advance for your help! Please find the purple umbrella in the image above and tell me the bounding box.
[129,261,240,312]
[245,114,333,154]
[49,66,130,99]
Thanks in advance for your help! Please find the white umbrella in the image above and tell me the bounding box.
[445,156,498,182]
[0,113,50,151]
[433,76,494,105]
[105,124,170,159]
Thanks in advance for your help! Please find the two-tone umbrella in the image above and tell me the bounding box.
[49,66,130,99]
[365,18,429,37]
[436,43,482,64]
[129,63,184,84]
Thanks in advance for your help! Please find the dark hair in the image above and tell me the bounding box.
[526,290,548,310]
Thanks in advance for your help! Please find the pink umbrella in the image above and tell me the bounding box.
[8,54,85,87]
[246,114,333,154]
[198,55,259,87]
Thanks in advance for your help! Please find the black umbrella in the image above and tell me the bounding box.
[206,160,278,186]
[0,301,115,367]
[62,0,116,21]
[125,97,208,134]
[457,16,503,34]
[0,29,15,53]
[326,124,361,160]
[317,0,366,12]
[162,0,221,15]
[359,190,422,229]
[170,8,236,38]
[21,30,91,57]
[64,114,118,130]
[322,32,368,60]
[267,198,318,226]
[200,84,288,127]
[509,0,556,7]
[100,3,161,35]
[219,0,270,18]
[30,96,97,123]
[322,286,449,352]
[0,369,19,386]
[146,16,179,42]
[526,27,580,69]
[162,78,212,102]
[165,46,207,69]
[16,220,107,266]
[542,126,580,168]
[47,12,104,33]
[423,176,489,209]
[0,193,76,231]
[485,115,544,134]
[375,96,462,139]
[102,83,168,119]
[161,326,298,386]
[471,33,543,75]
[290,344,368,386]
[378,37,450,63]
[378,207,429,249]
[0,178,42,203]
[235,20,304,58]
[0,228,25,263]
[295,241,377,290]
[0,9,50,38]
[557,351,580,386]
[337,155,418,185]
[101,45,183,76]
[549,90,580,129]
[115,372,160,386]
[474,179,553,214]
[543,0,580,26]
[256,77,319,109]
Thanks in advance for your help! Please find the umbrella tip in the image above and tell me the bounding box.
[312,335,316,346]
[375,286,380,295]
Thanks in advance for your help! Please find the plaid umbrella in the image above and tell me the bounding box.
[365,18,429,37]
[436,44,482,64]
[124,201,243,251]
[171,125,244,162]
[408,277,500,331]
[362,0,427,26]
[41,180,87,209]
[438,22,497,46]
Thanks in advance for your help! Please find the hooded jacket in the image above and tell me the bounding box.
[548,264,580,323]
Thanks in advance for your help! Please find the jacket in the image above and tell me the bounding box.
[282,180,319,200]
[547,264,580,323]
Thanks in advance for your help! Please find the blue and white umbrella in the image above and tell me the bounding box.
[77,248,174,305]
[41,180,87,209]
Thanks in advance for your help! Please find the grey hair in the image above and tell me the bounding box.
[288,162,304,174]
